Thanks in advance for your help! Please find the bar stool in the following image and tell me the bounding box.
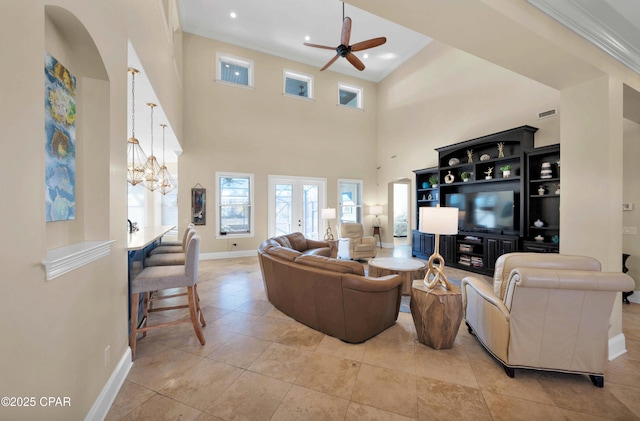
[148,224,195,255]
[130,233,206,359]
[144,228,196,267]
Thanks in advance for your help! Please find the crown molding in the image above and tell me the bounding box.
[527,0,640,75]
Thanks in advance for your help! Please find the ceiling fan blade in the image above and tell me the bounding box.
[351,37,387,52]
[303,42,336,50]
[320,54,340,71]
[341,17,352,46]
[346,53,365,71]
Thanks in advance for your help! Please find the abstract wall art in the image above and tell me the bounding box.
[45,52,76,222]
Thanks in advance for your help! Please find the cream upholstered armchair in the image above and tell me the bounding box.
[462,253,634,387]
[337,223,377,260]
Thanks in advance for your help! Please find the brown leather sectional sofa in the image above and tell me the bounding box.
[258,233,404,343]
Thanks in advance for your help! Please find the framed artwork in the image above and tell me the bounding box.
[192,186,206,225]
[45,52,76,222]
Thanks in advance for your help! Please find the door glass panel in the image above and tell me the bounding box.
[275,184,292,236]
[303,184,319,240]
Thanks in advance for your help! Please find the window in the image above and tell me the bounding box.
[338,179,363,223]
[338,82,363,109]
[127,183,147,228]
[161,177,178,237]
[216,53,254,87]
[217,172,254,237]
[283,69,313,99]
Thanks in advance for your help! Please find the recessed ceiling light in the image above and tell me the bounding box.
[230,11,237,18]
[304,35,310,41]
[363,53,369,59]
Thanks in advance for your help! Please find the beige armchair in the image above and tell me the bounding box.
[337,223,377,260]
[462,253,634,387]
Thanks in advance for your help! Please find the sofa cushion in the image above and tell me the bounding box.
[266,246,302,261]
[286,232,308,252]
[295,254,365,276]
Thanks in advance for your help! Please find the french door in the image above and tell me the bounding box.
[268,176,326,240]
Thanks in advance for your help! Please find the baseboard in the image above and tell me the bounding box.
[628,291,640,304]
[84,347,132,421]
[200,249,257,260]
[608,333,628,361]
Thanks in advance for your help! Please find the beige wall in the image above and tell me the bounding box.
[624,119,640,291]
[376,41,560,240]
[179,34,380,253]
[0,1,180,419]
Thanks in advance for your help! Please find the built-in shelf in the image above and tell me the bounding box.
[43,240,115,281]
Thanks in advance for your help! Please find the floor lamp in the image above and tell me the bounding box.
[321,208,336,240]
[419,206,459,290]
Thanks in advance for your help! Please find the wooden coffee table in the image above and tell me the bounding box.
[368,257,427,295]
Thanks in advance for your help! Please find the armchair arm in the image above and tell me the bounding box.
[461,276,511,364]
[361,236,376,247]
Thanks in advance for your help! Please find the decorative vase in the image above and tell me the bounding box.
[538,186,545,195]
[534,219,544,228]
[540,162,552,179]
[444,171,455,184]
[422,181,429,189]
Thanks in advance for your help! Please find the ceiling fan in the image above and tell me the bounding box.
[304,4,387,72]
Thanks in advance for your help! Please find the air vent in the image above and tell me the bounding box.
[537,108,558,119]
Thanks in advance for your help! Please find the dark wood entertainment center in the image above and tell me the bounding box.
[413,126,560,275]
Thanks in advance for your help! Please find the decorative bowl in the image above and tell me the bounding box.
[448,158,460,166]
[480,154,491,161]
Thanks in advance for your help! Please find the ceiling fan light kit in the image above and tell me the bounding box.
[304,4,386,72]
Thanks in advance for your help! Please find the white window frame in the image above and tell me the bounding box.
[215,52,254,88]
[337,82,363,110]
[283,69,314,100]
[338,179,364,224]
[216,171,255,239]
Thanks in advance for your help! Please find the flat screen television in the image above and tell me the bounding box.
[445,190,515,232]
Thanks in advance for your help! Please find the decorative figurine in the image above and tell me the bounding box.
[467,149,473,163]
[444,171,455,184]
[497,142,505,158]
[484,167,493,179]
[538,186,545,195]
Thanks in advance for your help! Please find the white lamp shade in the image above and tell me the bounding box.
[370,205,383,216]
[321,208,336,220]
[419,206,459,235]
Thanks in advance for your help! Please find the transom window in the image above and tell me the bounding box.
[216,53,254,87]
[338,82,363,109]
[284,70,314,99]
[216,172,254,238]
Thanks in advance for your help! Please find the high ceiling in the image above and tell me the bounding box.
[144,0,640,162]
[177,0,433,83]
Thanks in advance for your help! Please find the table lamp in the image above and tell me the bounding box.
[419,206,459,290]
[321,208,336,240]
[370,205,383,227]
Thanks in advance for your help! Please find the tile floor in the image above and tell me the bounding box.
[107,246,640,420]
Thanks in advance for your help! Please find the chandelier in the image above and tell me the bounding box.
[126,68,148,186]
[143,103,161,191]
[157,123,176,195]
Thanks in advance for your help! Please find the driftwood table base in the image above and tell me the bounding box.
[410,280,463,350]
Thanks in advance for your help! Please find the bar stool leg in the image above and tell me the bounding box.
[130,292,140,359]
[187,286,205,344]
